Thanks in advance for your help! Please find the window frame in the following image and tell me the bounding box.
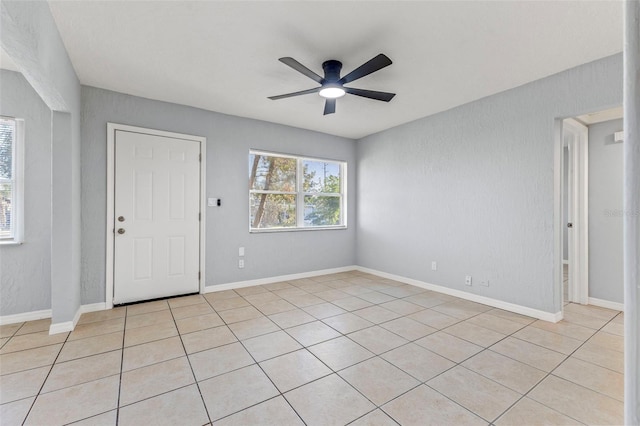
[0,116,24,245]
[249,150,347,233]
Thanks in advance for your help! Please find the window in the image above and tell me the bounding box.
[249,151,346,231]
[0,117,23,243]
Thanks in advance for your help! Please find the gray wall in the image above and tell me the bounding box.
[588,118,624,303]
[81,87,357,304]
[1,1,82,324]
[0,70,52,315]
[357,54,622,314]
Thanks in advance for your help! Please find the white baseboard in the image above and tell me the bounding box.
[356,266,563,323]
[49,306,83,335]
[0,309,52,325]
[0,302,108,330]
[2,264,566,328]
[204,266,358,293]
[588,297,624,312]
[80,302,107,314]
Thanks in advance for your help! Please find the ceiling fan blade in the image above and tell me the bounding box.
[338,54,393,84]
[268,87,320,100]
[324,98,336,115]
[279,57,324,84]
[344,87,396,102]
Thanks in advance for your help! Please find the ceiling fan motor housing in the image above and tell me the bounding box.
[268,54,395,115]
[322,60,343,83]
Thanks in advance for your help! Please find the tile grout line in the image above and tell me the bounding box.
[169,298,214,425]
[208,297,310,426]
[204,281,420,424]
[19,324,71,426]
[488,309,623,424]
[2,274,623,426]
[181,283,520,424]
[114,306,128,426]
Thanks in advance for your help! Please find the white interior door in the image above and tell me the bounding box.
[563,118,589,305]
[113,130,201,304]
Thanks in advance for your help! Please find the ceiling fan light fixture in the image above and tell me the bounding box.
[269,54,395,114]
[319,86,346,99]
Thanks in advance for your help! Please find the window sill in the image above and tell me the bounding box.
[250,226,347,234]
[0,240,23,246]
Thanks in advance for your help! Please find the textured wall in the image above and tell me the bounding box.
[0,70,52,315]
[81,87,357,304]
[588,118,624,303]
[1,1,82,325]
[357,54,623,314]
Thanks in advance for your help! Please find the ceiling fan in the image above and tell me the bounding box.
[268,53,396,115]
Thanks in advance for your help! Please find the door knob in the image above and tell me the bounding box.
[117,228,126,234]
[567,223,573,228]
[118,216,125,222]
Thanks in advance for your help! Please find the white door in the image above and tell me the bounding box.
[563,118,589,305]
[113,130,201,304]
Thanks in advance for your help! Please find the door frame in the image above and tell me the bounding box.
[105,123,207,309]
[560,118,589,306]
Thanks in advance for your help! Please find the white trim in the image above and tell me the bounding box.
[0,117,24,243]
[49,306,82,335]
[204,266,358,293]
[562,118,589,306]
[588,297,624,312]
[562,260,569,265]
[248,150,347,232]
[207,265,562,323]
[106,123,115,309]
[13,118,24,243]
[356,266,563,323]
[80,302,107,314]
[0,302,108,327]
[0,309,51,325]
[199,140,207,295]
[554,119,565,313]
[106,123,206,307]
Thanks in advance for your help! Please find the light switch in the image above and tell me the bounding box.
[207,198,216,207]
[239,247,245,257]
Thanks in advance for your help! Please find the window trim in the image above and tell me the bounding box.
[0,117,24,245]
[249,150,347,233]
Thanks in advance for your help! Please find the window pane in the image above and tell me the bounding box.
[304,195,341,226]
[250,193,296,229]
[249,154,296,192]
[0,181,12,238]
[0,119,14,180]
[303,160,340,193]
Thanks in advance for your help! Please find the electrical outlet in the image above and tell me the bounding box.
[431,261,437,271]
[238,259,245,269]
[465,275,472,286]
[480,279,489,287]
[239,247,245,257]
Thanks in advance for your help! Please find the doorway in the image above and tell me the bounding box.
[106,124,206,307]
[562,118,589,305]
[559,107,625,311]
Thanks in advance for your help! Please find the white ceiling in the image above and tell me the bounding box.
[42,1,623,139]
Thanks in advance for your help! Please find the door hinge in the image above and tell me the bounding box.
[198,271,201,280]
[199,153,202,161]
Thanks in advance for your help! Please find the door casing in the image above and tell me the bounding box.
[106,123,206,309]
[561,118,589,306]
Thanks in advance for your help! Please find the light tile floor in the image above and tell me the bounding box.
[0,271,624,425]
